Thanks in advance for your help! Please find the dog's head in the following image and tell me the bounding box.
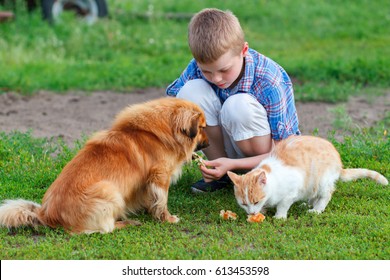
[180,111,209,151]
[113,98,209,155]
[173,102,209,152]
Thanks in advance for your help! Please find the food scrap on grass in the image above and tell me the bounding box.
[247,213,266,223]
[220,210,237,220]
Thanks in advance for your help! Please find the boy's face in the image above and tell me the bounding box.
[197,43,249,89]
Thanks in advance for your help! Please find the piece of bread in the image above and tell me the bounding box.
[247,213,265,223]
[192,152,206,167]
[220,210,237,220]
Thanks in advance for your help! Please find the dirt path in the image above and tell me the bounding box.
[0,89,389,145]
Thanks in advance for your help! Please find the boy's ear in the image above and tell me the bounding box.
[242,42,249,56]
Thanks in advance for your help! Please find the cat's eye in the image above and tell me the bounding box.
[254,201,260,205]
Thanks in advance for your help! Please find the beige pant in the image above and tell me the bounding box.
[177,79,270,158]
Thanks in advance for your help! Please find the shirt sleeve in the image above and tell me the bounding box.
[264,83,298,141]
[166,59,199,97]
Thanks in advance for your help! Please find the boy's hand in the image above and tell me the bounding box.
[199,157,234,182]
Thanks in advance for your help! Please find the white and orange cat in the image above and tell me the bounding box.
[227,135,388,219]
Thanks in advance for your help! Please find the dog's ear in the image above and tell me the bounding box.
[181,122,197,139]
[175,110,201,139]
[182,111,201,139]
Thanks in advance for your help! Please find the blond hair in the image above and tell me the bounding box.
[188,8,245,63]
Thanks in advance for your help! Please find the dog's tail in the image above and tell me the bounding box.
[340,168,388,185]
[0,199,43,228]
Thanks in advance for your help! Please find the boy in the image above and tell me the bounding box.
[166,8,300,192]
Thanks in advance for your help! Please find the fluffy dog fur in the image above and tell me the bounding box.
[0,98,209,234]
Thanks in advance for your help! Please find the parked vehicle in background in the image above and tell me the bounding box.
[0,0,109,24]
[41,0,108,24]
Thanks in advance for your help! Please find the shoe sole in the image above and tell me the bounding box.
[191,187,207,194]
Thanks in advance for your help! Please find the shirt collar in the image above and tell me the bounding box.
[229,50,255,94]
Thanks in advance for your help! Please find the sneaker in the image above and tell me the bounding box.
[191,174,232,193]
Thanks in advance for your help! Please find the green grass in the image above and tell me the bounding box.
[0,121,388,260]
[0,0,389,260]
[1,0,390,101]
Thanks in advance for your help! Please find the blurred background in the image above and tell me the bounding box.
[0,0,389,102]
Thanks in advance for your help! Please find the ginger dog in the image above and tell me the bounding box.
[0,98,209,234]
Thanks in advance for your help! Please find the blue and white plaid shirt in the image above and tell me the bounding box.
[166,48,300,140]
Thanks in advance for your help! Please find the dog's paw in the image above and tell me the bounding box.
[167,215,180,223]
[115,220,142,229]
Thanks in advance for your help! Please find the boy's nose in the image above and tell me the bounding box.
[212,74,222,84]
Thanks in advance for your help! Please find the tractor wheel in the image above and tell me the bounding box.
[41,0,108,24]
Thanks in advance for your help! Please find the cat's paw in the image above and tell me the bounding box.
[308,209,322,215]
[273,214,287,219]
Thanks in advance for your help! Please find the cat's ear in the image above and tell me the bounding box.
[258,171,267,185]
[251,169,267,185]
[227,171,241,186]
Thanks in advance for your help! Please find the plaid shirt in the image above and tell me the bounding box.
[166,48,300,140]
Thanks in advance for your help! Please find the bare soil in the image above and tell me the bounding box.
[0,89,389,145]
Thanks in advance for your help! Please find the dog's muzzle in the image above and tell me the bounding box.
[195,140,209,151]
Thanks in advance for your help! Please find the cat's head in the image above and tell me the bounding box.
[227,169,267,215]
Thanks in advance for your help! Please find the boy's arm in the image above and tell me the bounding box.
[200,156,266,182]
[263,83,300,141]
[166,59,200,97]
[166,75,186,97]
[200,139,281,181]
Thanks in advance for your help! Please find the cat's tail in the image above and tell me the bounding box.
[0,199,44,228]
[340,168,388,185]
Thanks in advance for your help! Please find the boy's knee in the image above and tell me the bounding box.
[176,79,214,104]
[221,94,270,141]
[221,94,264,125]
[177,79,221,126]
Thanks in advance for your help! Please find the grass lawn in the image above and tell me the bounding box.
[0,122,388,260]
